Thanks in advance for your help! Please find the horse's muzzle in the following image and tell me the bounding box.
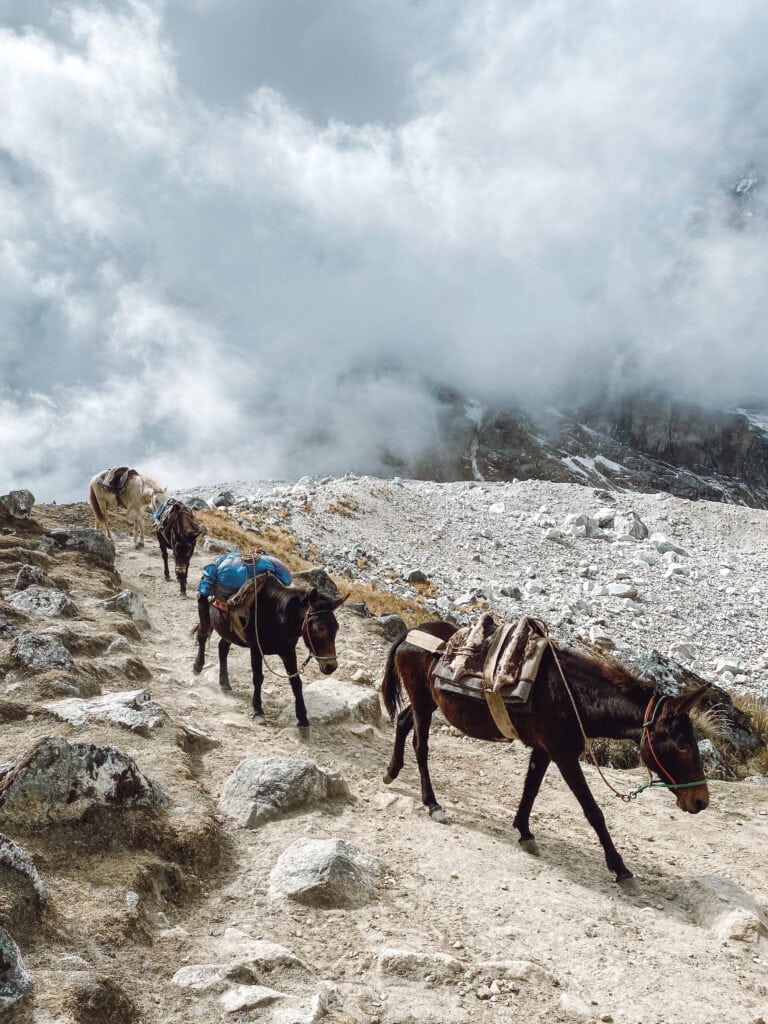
[320,661,337,675]
[676,785,709,813]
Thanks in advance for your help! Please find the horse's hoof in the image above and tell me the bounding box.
[383,773,393,785]
[252,713,267,726]
[615,868,634,884]
[192,663,203,676]
[429,806,448,824]
[220,681,232,692]
[519,838,540,857]
[297,725,310,741]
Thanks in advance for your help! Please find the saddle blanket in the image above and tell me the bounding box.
[97,467,137,493]
[408,613,550,717]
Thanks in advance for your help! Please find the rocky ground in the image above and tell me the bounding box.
[1,477,767,1024]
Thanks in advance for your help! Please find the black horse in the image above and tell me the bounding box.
[155,499,203,596]
[382,620,710,881]
[192,575,346,728]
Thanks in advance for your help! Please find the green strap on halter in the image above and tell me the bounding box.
[629,777,708,799]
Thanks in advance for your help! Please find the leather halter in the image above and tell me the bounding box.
[639,695,708,792]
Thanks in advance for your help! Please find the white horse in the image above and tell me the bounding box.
[88,468,166,548]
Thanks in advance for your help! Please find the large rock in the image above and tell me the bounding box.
[690,876,768,943]
[0,834,47,936]
[279,680,382,727]
[0,926,31,1011]
[0,736,164,825]
[0,490,34,520]
[218,756,350,828]
[171,963,258,992]
[216,930,310,977]
[43,690,164,736]
[12,631,74,671]
[268,838,380,907]
[13,564,46,591]
[101,590,150,627]
[377,948,464,984]
[48,528,116,569]
[369,614,407,643]
[9,586,77,618]
[292,568,340,599]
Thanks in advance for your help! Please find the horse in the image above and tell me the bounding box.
[88,468,166,548]
[154,499,203,596]
[381,620,710,882]
[192,575,347,729]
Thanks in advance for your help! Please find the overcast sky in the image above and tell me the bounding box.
[1,0,767,501]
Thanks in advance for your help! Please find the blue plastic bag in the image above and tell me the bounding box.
[198,552,292,598]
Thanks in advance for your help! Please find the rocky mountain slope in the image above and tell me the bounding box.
[405,391,768,508]
[1,478,767,1024]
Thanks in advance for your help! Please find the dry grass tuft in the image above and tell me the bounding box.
[730,693,768,777]
[326,496,358,518]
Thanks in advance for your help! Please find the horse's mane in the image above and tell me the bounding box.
[559,643,654,698]
[262,575,336,613]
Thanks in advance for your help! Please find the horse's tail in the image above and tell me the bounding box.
[88,481,107,530]
[381,637,405,721]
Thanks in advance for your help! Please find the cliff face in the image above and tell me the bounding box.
[410,391,768,507]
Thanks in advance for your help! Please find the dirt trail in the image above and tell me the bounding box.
[13,515,768,1024]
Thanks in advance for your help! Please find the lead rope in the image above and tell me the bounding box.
[546,639,639,802]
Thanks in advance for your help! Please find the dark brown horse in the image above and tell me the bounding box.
[192,576,346,728]
[154,499,203,596]
[381,620,710,881]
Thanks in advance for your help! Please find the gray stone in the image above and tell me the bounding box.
[649,532,688,556]
[9,586,77,618]
[48,527,116,569]
[212,490,236,507]
[613,510,649,540]
[605,582,638,599]
[370,614,407,643]
[292,568,340,599]
[0,926,31,1010]
[220,984,284,1013]
[0,834,47,937]
[407,569,429,585]
[690,875,768,943]
[216,930,310,976]
[13,565,46,591]
[279,680,381,727]
[218,756,350,828]
[203,536,238,554]
[0,490,34,519]
[102,589,150,627]
[376,948,464,984]
[268,838,380,907]
[12,631,74,671]
[500,585,523,600]
[178,494,210,510]
[698,739,735,781]
[0,736,164,825]
[171,963,257,992]
[43,689,164,735]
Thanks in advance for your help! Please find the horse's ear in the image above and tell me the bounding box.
[668,684,711,716]
[331,593,349,610]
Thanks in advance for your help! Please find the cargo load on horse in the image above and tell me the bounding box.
[192,551,346,729]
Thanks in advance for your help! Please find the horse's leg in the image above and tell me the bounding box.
[411,691,445,823]
[280,650,309,730]
[134,511,144,549]
[192,597,210,675]
[513,747,551,846]
[218,638,232,691]
[159,536,171,581]
[384,705,414,784]
[178,565,188,598]
[249,645,266,725]
[555,756,633,882]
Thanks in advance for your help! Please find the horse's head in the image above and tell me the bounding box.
[300,589,347,675]
[638,686,710,814]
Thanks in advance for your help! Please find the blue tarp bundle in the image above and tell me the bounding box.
[199,552,292,599]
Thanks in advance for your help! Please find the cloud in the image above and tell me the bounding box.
[1,0,768,500]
